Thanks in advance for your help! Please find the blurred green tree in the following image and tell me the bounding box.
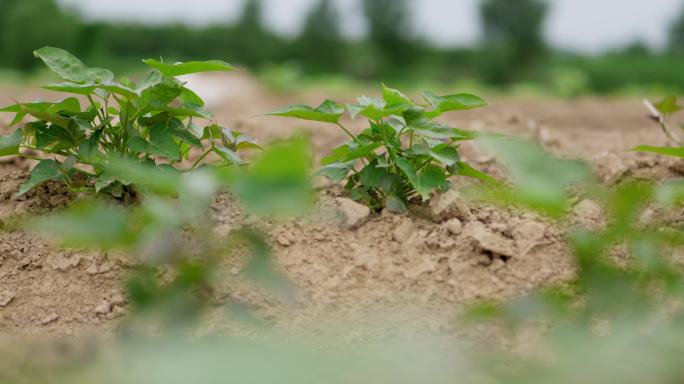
[0,0,81,70]
[479,0,548,83]
[293,0,346,72]
[669,5,684,54]
[361,0,418,74]
[230,0,284,67]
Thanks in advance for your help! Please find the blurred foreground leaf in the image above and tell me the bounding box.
[226,137,313,215]
[28,201,134,249]
[476,135,591,216]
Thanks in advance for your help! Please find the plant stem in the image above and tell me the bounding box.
[191,147,213,169]
[336,122,358,142]
[17,153,42,161]
[644,99,683,146]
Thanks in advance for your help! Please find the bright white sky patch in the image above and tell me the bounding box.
[59,0,684,53]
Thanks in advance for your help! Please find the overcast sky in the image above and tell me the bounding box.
[59,0,684,53]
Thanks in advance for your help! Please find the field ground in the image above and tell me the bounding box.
[0,73,679,341]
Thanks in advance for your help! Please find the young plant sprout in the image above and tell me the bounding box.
[636,96,684,159]
[269,85,492,212]
[0,47,258,197]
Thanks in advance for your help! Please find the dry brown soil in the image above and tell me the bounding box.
[0,73,680,339]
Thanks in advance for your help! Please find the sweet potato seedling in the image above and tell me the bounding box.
[0,47,258,197]
[269,85,491,212]
[636,96,684,158]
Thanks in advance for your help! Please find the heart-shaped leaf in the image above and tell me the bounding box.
[34,47,114,84]
[268,100,344,124]
[422,91,487,113]
[142,59,235,76]
[18,160,62,196]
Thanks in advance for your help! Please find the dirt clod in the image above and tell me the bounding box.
[277,235,292,247]
[0,290,15,307]
[51,254,82,272]
[572,199,603,228]
[110,292,126,307]
[335,198,371,230]
[392,221,415,244]
[593,151,630,184]
[94,300,113,315]
[429,190,471,222]
[444,218,463,236]
[511,220,548,254]
[463,221,517,259]
[39,313,59,326]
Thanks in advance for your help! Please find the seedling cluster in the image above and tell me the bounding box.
[0,47,257,197]
[269,85,490,212]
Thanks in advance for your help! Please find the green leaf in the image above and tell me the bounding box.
[0,104,21,113]
[409,119,468,140]
[654,96,682,116]
[78,129,104,161]
[407,144,430,156]
[420,165,449,192]
[18,160,62,196]
[429,146,460,167]
[347,96,386,120]
[633,145,684,159]
[0,129,22,157]
[151,103,213,119]
[136,71,164,93]
[34,47,114,84]
[214,147,242,165]
[98,156,182,195]
[268,100,344,124]
[235,133,262,150]
[94,172,117,193]
[382,84,412,106]
[453,162,497,184]
[160,118,202,148]
[422,91,487,113]
[385,195,408,213]
[4,98,81,130]
[127,137,149,154]
[19,105,70,129]
[142,59,235,76]
[359,161,388,188]
[172,127,203,148]
[142,77,183,104]
[227,137,312,215]
[317,161,355,183]
[322,142,381,165]
[44,82,137,99]
[28,201,134,249]
[321,141,381,165]
[43,82,96,96]
[149,124,182,161]
[478,135,590,216]
[395,157,428,200]
[180,87,204,107]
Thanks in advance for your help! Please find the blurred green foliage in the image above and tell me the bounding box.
[479,0,548,83]
[0,0,81,69]
[361,0,419,76]
[292,0,346,73]
[2,0,684,93]
[12,134,684,384]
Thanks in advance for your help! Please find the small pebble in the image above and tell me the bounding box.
[94,300,112,315]
[277,235,292,247]
[0,290,15,307]
[40,313,59,326]
[444,219,463,236]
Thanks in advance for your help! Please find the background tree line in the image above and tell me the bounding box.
[3,0,684,92]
